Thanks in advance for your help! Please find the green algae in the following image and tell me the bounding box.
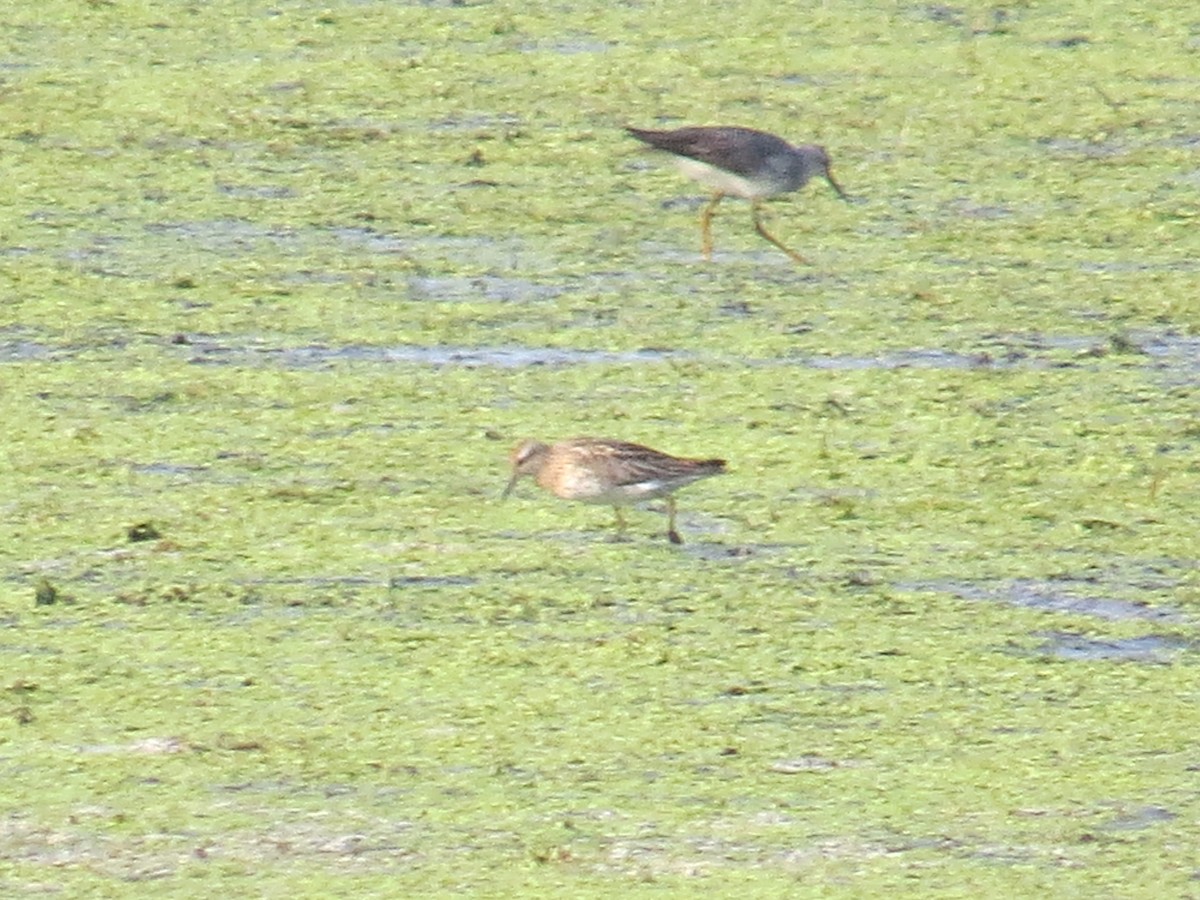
[2,0,1199,895]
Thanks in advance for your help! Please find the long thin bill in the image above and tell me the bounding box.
[825,170,849,200]
[501,472,520,499]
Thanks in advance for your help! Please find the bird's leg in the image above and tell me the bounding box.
[699,193,724,260]
[751,201,810,264]
[611,506,630,542]
[666,496,682,544]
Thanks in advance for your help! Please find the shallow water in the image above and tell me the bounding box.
[2,0,1198,895]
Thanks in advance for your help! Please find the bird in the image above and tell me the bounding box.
[626,124,848,263]
[501,437,727,544]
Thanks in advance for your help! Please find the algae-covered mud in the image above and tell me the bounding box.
[2,0,1197,894]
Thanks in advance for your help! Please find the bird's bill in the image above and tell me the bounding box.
[825,170,849,200]
[501,471,520,499]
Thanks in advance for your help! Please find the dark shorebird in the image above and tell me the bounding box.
[502,437,727,544]
[626,124,848,263]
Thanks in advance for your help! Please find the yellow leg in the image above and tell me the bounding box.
[666,496,682,545]
[611,507,629,542]
[699,193,724,260]
[751,201,809,264]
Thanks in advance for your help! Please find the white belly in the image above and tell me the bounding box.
[676,158,768,199]
[553,469,675,505]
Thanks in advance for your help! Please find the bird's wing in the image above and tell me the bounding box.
[573,439,724,485]
[630,127,791,180]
